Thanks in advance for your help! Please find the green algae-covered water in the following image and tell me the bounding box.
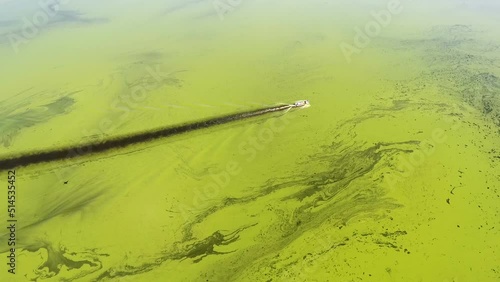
[0,0,499,281]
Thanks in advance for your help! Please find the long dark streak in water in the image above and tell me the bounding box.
[0,104,298,170]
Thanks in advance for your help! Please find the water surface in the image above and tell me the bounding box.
[0,0,499,281]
